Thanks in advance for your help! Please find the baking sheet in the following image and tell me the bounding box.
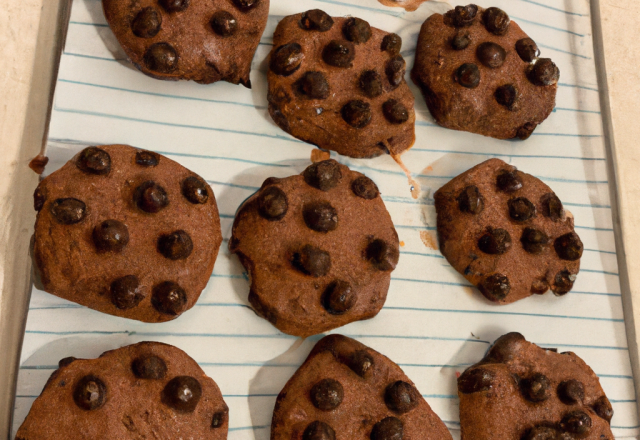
[12,0,640,437]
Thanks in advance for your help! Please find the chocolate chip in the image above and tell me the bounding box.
[366,239,399,271]
[311,378,344,410]
[110,275,143,310]
[554,232,583,261]
[483,7,510,35]
[552,270,575,295]
[323,280,356,314]
[521,228,549,254]
[528,58,560,86]
[50,198,86,224]
[342,100,372,128]
[371,417,403,440]
[531,278,549,294]
[59,357,77,368]
[385,381,419,414]
[457,185,484,214]
[523,426,558,440]
[258,186,288,220]
[34,186,46,211]
[348,350,374,376]
[132,355,167,380]
[516,38,540,62]
[93,220,129,252]
[132,7,162,38]
[303,421,335,440]
[292,245,331,277]
[162,376,202,412]
[594,396,613,422]
[359,70,383,98]
[210,11,237,37]
[451,31,471,50]
[271,43,304,76]
[135,181,169,213]
[144,43,178,73]
[496,169,523,192]
[303,160,342,191]
[77,147,111,175]
[478,228,511,254]
[521,373,551,402]
[300,9,333,31]
[561,411,592,435]
[151,281,187,315]
[181,176,209,204]
[232,0,259,12]
[211,410,227,427]
[458,368,495,393]
[352,176,379,199]
[479,274,510,302]
[495,84,518,111]
[158,230,193,260]
[455,63,480,88]
[322,40,355,68]
[508,197,536,221]
[477,42,506,68]
[73,376,106,410]
[303,201,338,232]
[541,193,563,221]
[557,380,584,405]
[343,17,371,44]
[160,0,189,12]
[135,150,159,167]
[385,56,405,88]
[484,332,525,363]
[297,71,330,99]
[446,4,478,27]
[381,33,402,54]
[383,100,409,124]
[516,122,537,140]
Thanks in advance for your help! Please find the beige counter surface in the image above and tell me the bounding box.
[1,0,639,437]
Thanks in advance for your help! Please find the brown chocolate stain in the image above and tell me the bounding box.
[419,230,438,250]
[29,154,49,175]
[378,0,431,12]
[310,149,331,163]
[391,153,421,199]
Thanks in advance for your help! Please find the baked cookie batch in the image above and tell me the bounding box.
[20,2,613,440]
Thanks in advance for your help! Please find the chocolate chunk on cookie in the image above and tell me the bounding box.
[15,342,229,439]
[267,11,415,158]
[411,5,558,139]
[272,335,452,440]
[102,0,268,85]
[434,158,581,304]
[32,145,222,322]
[458,333,614,439]
[229,160,398,336]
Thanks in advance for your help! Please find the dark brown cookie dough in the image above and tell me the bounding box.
[458,332,614,439]
[15,342,229,439]
[229,160,399,337]
[267,10,416,158]
[411,5,558,139]
[33,145,222,322]
[434,158,582,304]
[272,334,453,440]
[102,0,268,85]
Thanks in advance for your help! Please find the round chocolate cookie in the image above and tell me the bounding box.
[272,335,453,440]
[32,145,222,322]
[102,0,268,85]
[411,5,558,139]
[434,158,582,304]
[229,160,399,336]
[267,10,415,158]
[15,342,229,439]
[458,333,614,439]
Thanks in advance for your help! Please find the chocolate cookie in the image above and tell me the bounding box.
[411,5,558,139]
[229,160,399,336]
[15,342,229,439]
[272,334,453,440]
[267,10,416,158]
[32,145,222,322]
[102,0,268,85]
[458,332,614,439]
[434,158,582,304]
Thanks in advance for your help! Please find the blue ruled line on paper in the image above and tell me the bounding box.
[516,0,587,17]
